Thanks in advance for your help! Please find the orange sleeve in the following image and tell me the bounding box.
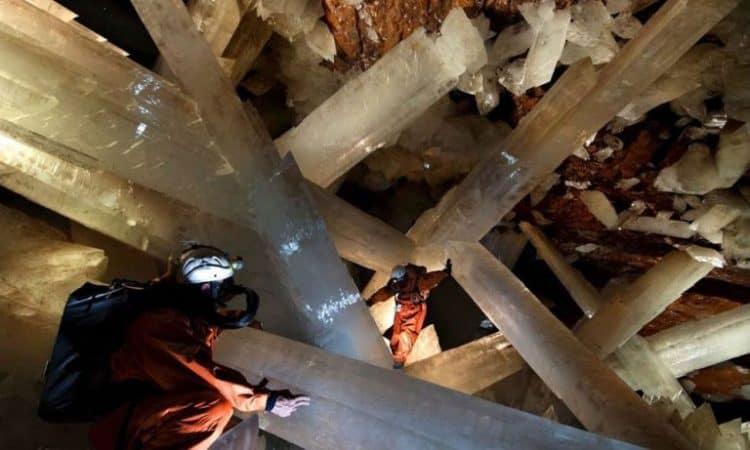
[418,271,450,292]
[368,284,396,305]
[127,309,270,413]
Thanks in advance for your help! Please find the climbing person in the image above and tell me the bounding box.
[40,244,309,450]
[367,260,452,369]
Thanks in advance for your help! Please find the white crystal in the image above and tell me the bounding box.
[564,0,618,65]
[305,20,336,62]
[655,143,718,195]
[683,245,726,268]
[488,22,534,65]
[577,249,715,358]
[622,216,696,239]
[567,0,613,47]
[579,190,619,229]
[404,325,442,366]
[278,38,346,119]
[276,8,487,187]
[690,204,741,237]
[521,221,602,317]
[611,336,696,419]
[618,44,728,121]
[723,218,750,260]
[520,3,571,93]
[255,0,321,40]
[656,125,750,195]
[471,15,494,41]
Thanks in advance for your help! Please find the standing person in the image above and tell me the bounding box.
[367,260,452,368]
[86,245,310,450]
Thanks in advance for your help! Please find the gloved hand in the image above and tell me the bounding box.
[444,259,452,275]
[269,394,311,418]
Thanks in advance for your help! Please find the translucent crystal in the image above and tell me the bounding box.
[405,333,526,394]
[487,21,534,66]
[275,8,487,187]
[445,241,693,450]
[567,0,614,47]
[407,0,739,248]
[187,0,247,56]
[404,324,441,366]
[481,228,529,269]
[611,335,695,419]
[579,190,619,229]
[656,125,750,195]
[619,44,727,121]
[647,303,750,378]
[215,327,639,450]
[725,218,750,260]
[504,1,571,95]
[621,216,697,239]
[497,57,527,95]
[255,0,321,40]
[576,248,716,358]
[368,297,395,334]
[675,404,721,450]
[277,38,346,119]
[691,204,741,241]
[304,20,336,62]
[520,222,602,317]
[0,203,107,316]
[564,0,619,65]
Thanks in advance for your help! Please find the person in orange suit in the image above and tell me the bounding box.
[89,245,309,450]
[367,260,451,369]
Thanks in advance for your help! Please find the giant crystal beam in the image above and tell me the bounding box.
[0,204,106,449]
[275,8,487,188]
[0,118,411,337]
[645,303,750,378]
[74,0,391,365]
[575,249,717,358]
[362,58,599,295]
[404,332,526,395]
[520,221,601,317]
[215,327,642,450]
[0,132,416,449]
[443,241,694,449]
[519,222,696,418]
[307,184,415,273]
[407,0,739,247]
[610,335,696,419]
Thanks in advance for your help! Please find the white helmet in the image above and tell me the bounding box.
[178,245,243,284]
[390,265,407,281]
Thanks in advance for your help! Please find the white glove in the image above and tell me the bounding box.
[270,395,311,418]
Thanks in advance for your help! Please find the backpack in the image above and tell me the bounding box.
[37,280,158,422]
[38,279,260,423]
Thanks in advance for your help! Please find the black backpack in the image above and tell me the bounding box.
[38,280,157,422]
[37,279,260,423]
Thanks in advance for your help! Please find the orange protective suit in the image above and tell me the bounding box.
[89,308,269,450]
[369,265,449,365]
